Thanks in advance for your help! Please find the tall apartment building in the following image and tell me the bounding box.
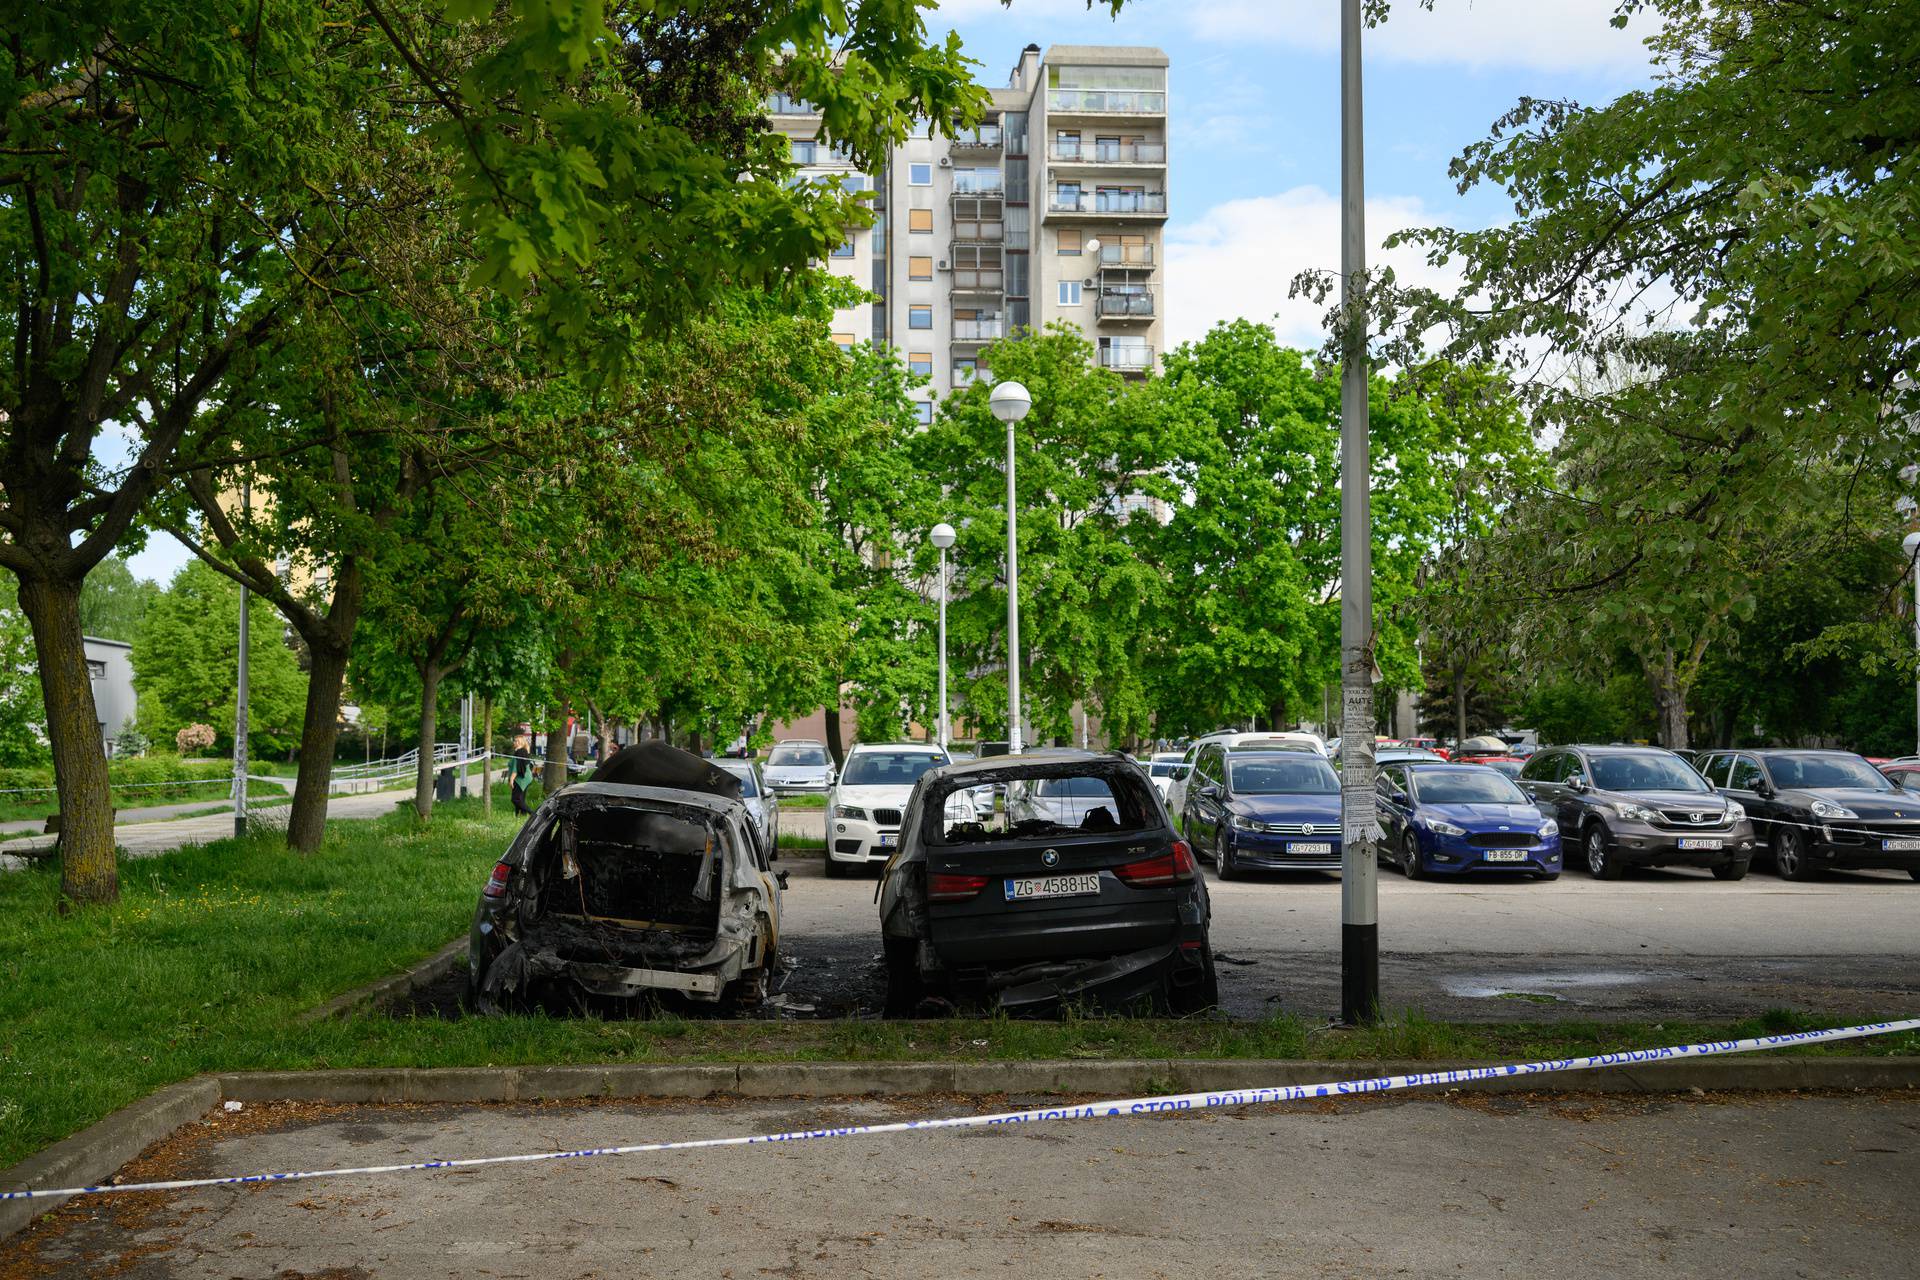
[770,44,1169,421]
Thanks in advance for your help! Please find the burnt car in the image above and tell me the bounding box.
[467,742,782,1013]
[877,751,1217,1016]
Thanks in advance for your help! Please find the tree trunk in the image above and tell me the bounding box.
[17,574,117,906]
[481,696,493,817]
[1649,648,1690,750]
[286,639,351,852]
[1454,669,1469,748]
[413,662,443,819]
[543,711,569,793]
[824,706,847,769]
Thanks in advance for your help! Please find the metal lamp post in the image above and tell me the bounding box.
[931,522,957,751]
[989,380,1033,753]
[1905,532,1920,755]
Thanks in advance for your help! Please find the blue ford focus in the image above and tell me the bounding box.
[1376,762,1562,880]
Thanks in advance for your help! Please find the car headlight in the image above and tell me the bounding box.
[838,806,867,822]
[1427,819,1467,838]
[1612,802,1658,822]
[1809,800,1855,819]
[1230,813,1258,830]
[1539,819,1559,838]
[1724,801,1746,821]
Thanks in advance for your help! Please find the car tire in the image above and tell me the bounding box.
[1168,941,1220,1016]
[824,855,848,879]
[883,935,923,1017]
[1401,830,1424,880]
[1216,834,1240,881]
[1711,856,1750,881]
[1585,825,1624,880]
[1773,826,1815,881]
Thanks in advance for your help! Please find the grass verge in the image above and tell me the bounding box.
[3,800,1916,1171]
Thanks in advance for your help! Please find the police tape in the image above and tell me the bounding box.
[5,1017,1916,1204]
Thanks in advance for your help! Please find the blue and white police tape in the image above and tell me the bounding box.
[5,1017,1915,1204]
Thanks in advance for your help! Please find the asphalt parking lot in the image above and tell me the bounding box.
[7,1091,1916,1279]
[759,852,1920,1023]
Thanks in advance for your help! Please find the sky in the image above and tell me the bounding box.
[122,0,1662,588]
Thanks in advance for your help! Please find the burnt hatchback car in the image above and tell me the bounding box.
[877,751,1217,1016]
[467,742,782,1013]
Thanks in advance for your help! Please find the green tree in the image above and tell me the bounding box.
[0,577,47,767]
[132,561,308,759]
[78,556,162,645]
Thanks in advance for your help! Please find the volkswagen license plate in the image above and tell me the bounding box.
[1005,874,1101,901]
[1287,841,1334,855]
[1881,838,1920,851]
[1677,837,1723,851]
[1482,850,1528,863]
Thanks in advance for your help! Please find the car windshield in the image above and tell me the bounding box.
[768,744,827,767]
[1148,761,1177,777]
[840,750,945,787]
[1589,752,1709,794]
[1765,754,1891,792]
[1411,770,1527,805]
[1229,756,1339,795]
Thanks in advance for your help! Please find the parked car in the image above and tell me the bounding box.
[1399,736,1452,760]
[712,757,780,861]
[1879,760,1920,790]
[1182,746,1343,877]
[1453,735,1512,759]
[877,751,1216,1015]
[1695,748,1920,882]
[1336,745,1446,771]
[1143,751,1187,800]
[763,739,835,796]
[1376,762,1561,880]
[467,742,782,1013]
[1517,745,1757,880]
[826,742,963,877]
[1166,730,1324,829]
[1472,756,1528,781]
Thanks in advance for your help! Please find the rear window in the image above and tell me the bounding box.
[938,769,1155,844]
[768,744,828,766]
[841,750,945,787]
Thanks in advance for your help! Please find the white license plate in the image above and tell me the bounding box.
[877,834,895,849]
[1004,873,1101,901]
[1287,841,1334,855]
[1482,850,1529,863]
[1882,838,1920,851]
[1677,837,1723,851]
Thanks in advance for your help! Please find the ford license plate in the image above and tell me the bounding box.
[1881,838,1920,851]
[1677,837,1723,851]
[1287,841,1334,855]
[1482,850,1528,863]
[1005,873,1101,901]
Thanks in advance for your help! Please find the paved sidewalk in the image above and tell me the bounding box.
[0,779,297,837]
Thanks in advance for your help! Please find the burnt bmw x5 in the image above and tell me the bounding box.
[467,742,782,1013]
[878,751,1217,1016]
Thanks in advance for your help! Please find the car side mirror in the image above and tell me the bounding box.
[1568,776,1589,793]
[775,869,790,889]
[1755,781,1774,799]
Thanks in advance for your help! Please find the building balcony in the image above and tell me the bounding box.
[1098,242,1155,267]
[1046,90,1167,115]
[1095,289,1155,321]
[1047,141,1166,165]
[949,124,1003,153]
[950,174,1005,196]
[949,268,1004,294]
[951,219,1004,242]
[952,319,1006,342]
[1047,191,1167,217]
[1099,344,1155,372]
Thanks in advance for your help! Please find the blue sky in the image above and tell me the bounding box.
[123,0,1660,587]
[935,0,1661,347]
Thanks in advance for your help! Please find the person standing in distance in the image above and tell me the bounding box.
[508,732,536,816]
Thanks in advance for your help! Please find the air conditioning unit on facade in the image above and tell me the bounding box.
[937,156,953,167]
[938,259,951,271]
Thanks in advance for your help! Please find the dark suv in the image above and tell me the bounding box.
[1694,748,1920,882]
[1517,745,1757,879]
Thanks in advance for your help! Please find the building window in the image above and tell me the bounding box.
[909,162,932,185]
[830,238,856,259]
[908,304,932,329]
[87,659,107,680]
[790,139,817,165]
[953,358,978,385]
[908,255,933,280]
[914,400,935,425]
[1057,281,1082,306]
[908,208,934,233]
[908,351,932,376]
[832,332,856,352]
[1058,228,1082,256]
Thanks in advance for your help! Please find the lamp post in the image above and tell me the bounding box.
[1904,531,1920,755]
[989,380,1032,753]
[931,522,957,750]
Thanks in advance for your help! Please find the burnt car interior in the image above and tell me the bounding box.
[538,805,725,962]
[946,772,1154,843]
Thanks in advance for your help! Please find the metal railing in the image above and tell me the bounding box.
[1095,290,1155,319]
[949,124,1003,149]
[950,269,1004,292]
[1099,345,1155,371]
[1046,90,1166,114]
[952,319,1006,341]
[1047,191,1167,215]
[1099,242,1155,266]
[951,174,1004,195]
[1048,141,1166,164]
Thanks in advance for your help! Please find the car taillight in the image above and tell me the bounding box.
[927,871,989,902]
[482,860,513,899]
[1114,840,1196,888]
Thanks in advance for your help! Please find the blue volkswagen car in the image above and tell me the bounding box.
[1181,747,1342,877]
[1376,761,1562,879]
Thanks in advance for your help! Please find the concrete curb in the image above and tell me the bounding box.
[0,1078,219,1240]
[299,938,469,1023]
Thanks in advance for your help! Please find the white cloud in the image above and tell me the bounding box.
[1163,185,1462,352]
[1187,0,1657,76]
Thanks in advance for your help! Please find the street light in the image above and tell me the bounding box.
[931,522,957,751]
[1904,531,1920,755]
[989,379,1032,753]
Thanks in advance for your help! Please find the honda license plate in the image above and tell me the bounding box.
[1004,873,1101,901]
[1482,850,1529,863]
[1287,841,1333,855]
[1677,837,1723,851]
[1881,838,1920,851]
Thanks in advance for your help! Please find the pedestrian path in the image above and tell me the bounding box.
[0,777,297,837]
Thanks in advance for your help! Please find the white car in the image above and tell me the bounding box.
[826,743,971,876]
[1007,773,1125,830]
[1143,752,1186,802]
[764,739,835,796]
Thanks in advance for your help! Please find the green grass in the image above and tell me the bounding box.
[3,798,1917,1171]
[0,771,282,825]
[780,794,827,809]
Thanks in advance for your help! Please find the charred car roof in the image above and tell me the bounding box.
[538,781,751,818]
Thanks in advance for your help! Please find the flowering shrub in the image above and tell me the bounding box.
[176,723,217,756]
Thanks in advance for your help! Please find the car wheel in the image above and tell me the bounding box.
[1168,940,1220,1016]
[1773,826,1815,881]
[1401,830,1424,880]
[824,855,848,879]
[1585,825,1624,880]
[1216,834,1240,881]
[1711,856,1750,881]
[883,935,923,1017]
